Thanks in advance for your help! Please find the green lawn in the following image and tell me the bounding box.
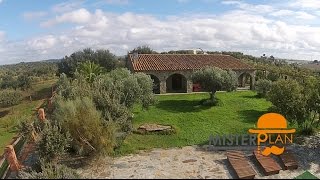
[0,79,57,154]
[116,91,273,155]
[295,171,318,179]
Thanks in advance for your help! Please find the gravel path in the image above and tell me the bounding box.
[78,144,320,179]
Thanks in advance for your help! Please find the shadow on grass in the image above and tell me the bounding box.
[241,94,261,99]
[238,109,269,124]
[31,86,52,101]
[0,110,10,118]
[155,99,212,113]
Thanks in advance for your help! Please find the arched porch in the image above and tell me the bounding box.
[238,72,254,90]
[148,74,160,94]
[166,73,188,93]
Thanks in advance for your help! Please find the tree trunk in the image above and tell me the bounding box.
[210,89,217,102]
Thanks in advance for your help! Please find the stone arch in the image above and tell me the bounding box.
[166,73,187,93]
[238,72,254,90]
[148,74,160,94]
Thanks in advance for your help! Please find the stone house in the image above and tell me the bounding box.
[128,53,255,94]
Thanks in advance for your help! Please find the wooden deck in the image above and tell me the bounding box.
[227,151,256,179]
[253,150,281,176]
[279,151,298,170]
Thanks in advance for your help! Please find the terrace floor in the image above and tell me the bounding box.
[78,137,320,179]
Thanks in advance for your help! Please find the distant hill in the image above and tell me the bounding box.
[301,61,320,72]
[41,58,62,63]
[0,58,61,67]
[284,59,311,65]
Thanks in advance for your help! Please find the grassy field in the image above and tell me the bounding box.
[116,91,273,155]
[0,79,57,154]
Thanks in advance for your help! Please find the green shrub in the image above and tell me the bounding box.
[92,89,133,132]
[17,75,32,90]
[53,97,117,156]
[267,79,306,123]
[58,48,117,77]
[0,89,23,107]
[255,79,272,98]
[221,70,238,92]
[18,161,80,179]
[267,71,280,81]
[55,73,92,101]
[299,118,317,135]
[54,69,155,148]
[38,122,71,162]
[18,120,34,139]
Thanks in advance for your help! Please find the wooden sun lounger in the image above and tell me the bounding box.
[279,151,298,170]
[253,150,281,176]
[227,151,256,179]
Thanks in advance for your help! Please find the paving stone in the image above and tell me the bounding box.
[77,143,320,179]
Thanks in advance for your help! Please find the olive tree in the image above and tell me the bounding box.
[0,89,23,108]
[129,45,157,54]
[58,48,117,77]
[192,67,237,104]
[267,79,307,123]
[17,75,32,90]
[255,79,272,98]
[55,68,155,134]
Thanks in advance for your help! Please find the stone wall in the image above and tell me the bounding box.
[142,70,193,94]
[136,69,256,94]
[236,70,256,90]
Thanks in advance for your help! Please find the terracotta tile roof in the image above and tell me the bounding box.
[129,54,254,72]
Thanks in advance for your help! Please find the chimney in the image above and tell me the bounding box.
[193,49,197,54]
[132,52,139,60]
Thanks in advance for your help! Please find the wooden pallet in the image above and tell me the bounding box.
[253,150,281,176]
[227,151,256,179]
[279,151,298,170]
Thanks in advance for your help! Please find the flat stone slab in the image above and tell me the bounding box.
[137,124,174,134]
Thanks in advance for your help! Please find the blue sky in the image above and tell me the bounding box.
[0,0,320,64]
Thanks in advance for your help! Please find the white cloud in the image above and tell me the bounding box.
[0,31,5,40]
[290,0,320,9]
[316,11,320,16]
[271,9,295,17]
[22,9,320,60]
[23,11,48,20]
[295,11,316,20]
[41,8,91,27]
[221,0,274,14]
[52,0,84,13]
[27,35,57,50]
[271,10,316,20]
[2,4,320,64]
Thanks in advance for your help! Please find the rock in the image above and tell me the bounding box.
[137,123,174,134]
[112,163,129,169]
[182,159,197,163]
[99,171,110,177]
